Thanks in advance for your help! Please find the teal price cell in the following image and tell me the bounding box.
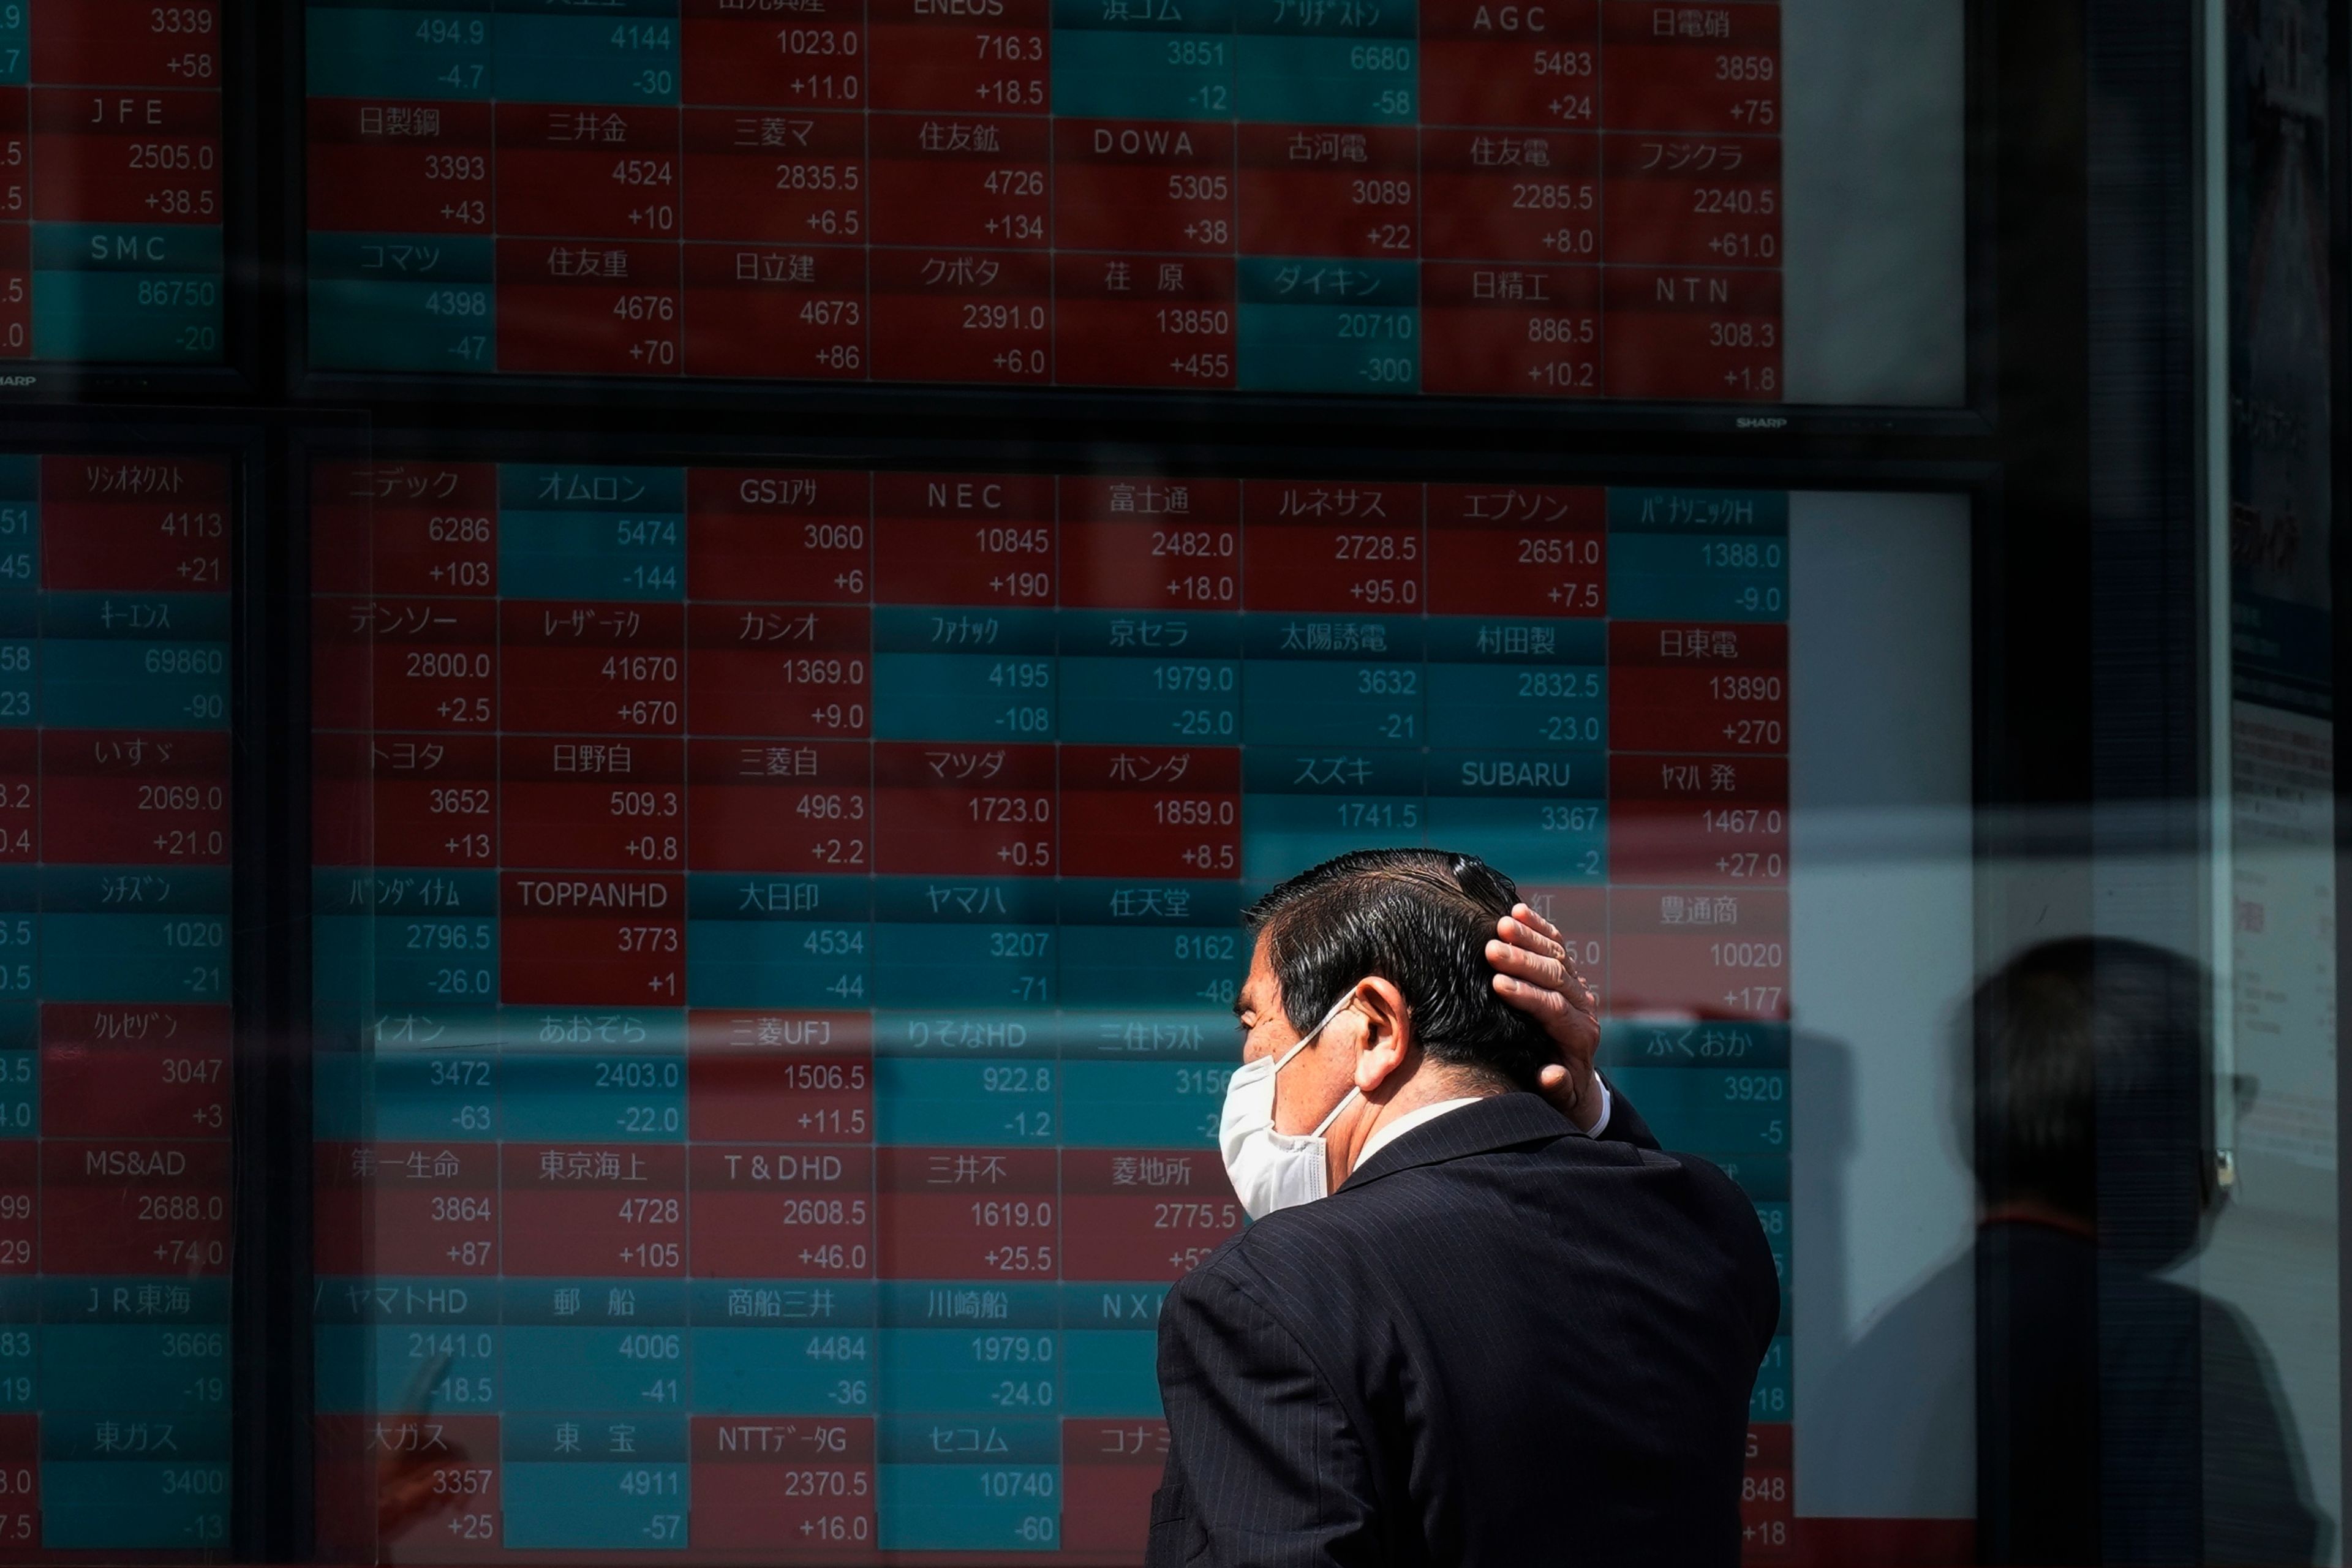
[1425,661,1605,750]
[309,233,495,372]
[1237,276,1420,394]
[1603,1067,1789,1155]
[881,1327,1057,1415]
[366,914,496,1008]
[1749,1335,1792,1423]
[687,919,871,1009]
[30,225,223,364]
[40,1409,230,1551]
[40,913,223,1004]
[1597,1018,1790,1071]
[873,1055,1057,1147]
[499,464,687,601]
[40,1325,226,1415]
[334,1321,500,1412]
[1058,924,1235,1008]
[306,1,495,100]
[503,1325,688,1413]
[363,1039,501,1141]
[0,643,32,728]
[874,922,1054,1009]
[493,3,680,105]
[1052,28,1236,121]
[1058,654,1239,745]
[690,1324,876,1415]
[1242,658,1425,747]
[500,1050,685,1141]
[1059,1058,1226,1148]
[1607,532,1787,623]
[0,471,38,594]
[1240,747,1427,880]
[872,652,1057,743]
[40,641,225,729]
[0,5,24,85]
[0,1049,28,1142]
[1755,1200,1790,1289]
[1422,749,1605,881]
[1235,34,1415,123]
[876,1415,1060,1552]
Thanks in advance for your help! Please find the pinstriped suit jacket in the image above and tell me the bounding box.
[1147,1091,1778,1568]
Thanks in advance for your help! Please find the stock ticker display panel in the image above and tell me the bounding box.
[0,455,233,1555]
[303,0,1807,399]
[0,4,226,365]
[310,460,1795,1562]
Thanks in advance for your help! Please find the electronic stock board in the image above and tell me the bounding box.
[310,459,1796,1562]
[0,4,226,366]
[303,0,1807,398]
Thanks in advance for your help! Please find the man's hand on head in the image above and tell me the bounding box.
[1485,902,1604,1131]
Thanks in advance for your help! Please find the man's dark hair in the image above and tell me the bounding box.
[1245,848,1550,1090]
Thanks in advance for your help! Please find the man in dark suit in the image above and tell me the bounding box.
[1148,849,1779,1567]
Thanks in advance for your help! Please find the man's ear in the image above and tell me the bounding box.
[1350,978,1413,1093]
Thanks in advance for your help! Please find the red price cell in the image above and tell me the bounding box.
[867,0,1049,113]
[40,728,228,865]
[690,1417,876,1551]
[500,872,687,1005]
[868,246,1052,384]
[1051,118,1236,252]
[314,598,497,733]
[1743,1423,1796,1559]
[1601,0,1779,133]
[311,1142,367,1278]
[681,0,868,109]
[1602,266,1781,401]
[1609,621,1787,752]
[1063,1419,1172,1555]
[1422,129,1600,263]
[680,107,864,244]
[1422,260,1600,397]
[1607,753,1787,888]
[867,111,1048,247]
[361,1141,501,1276]
[40,454,227,592]
[872,473,1055,606]
[1060,745,1240,879]
[1239,480,1423,612]
[1060,1149,1240,1280]
[1604,132,1780,267]
[688,1144,874,1276]
[1237,124,1419,258]
[873,742,1054,875]
[0,734,33,865]
[496,238,682,377]
[499,599,685,736]
[1608,888,1788,1020]
[1053,251,1237,390]
[42,1004,229,1139]
[500,1142,688,1277]
[875,1146,1057,1279]
[0,1145,31,1276]
[689,603,872,737]
[43,1137,229,1275]
[29,89,219,224]
[685,470,871,603]
[685,738,872,872]
[306,99,494,236]
[502,734,685,871]
[492,102,680,239]
[1060,477,1241,610]
[1427,484,1605,616]
[681,243,869,380]
[320,731,497,870]
[32,0,223,87]
[687,1011,874,1142]
[311,461,499,599]
[1419,0,1599,127]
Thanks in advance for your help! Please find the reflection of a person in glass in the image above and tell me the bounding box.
[1827,938,2324,1565]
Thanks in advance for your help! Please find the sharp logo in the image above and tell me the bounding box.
[1735,417,1789,429]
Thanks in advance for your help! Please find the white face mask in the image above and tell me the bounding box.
[1219,993,1361,1220]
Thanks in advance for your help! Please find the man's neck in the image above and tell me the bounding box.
[1331,1065,1504,1187]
